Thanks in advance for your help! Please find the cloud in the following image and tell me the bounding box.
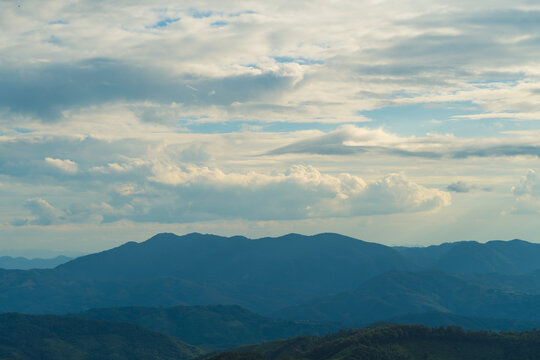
[0,59,299,121]
[268,125,540,160]
[447,181,471,193]
[44,157,78,174]
[13,198,66,226]
[11,163,450,226]
[121,164,450,222]
[509,170,540,214]
[512,169,540,198]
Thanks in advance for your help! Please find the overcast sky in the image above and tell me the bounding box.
[2,0,540,252]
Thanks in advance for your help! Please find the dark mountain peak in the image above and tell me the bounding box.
[45,231,411,313]
[485,238,530,246]
[148,232,180,240]
[310,232,366,242]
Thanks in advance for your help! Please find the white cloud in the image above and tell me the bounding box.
[3,0,540,246]
[10,163,450,226]
[512,169,540,198]
[268,125,540,159]
[44,157,78,174]
[16,198,65,226]
[144,163,449,221]
[2,1,540,127]
[509,169,540,214]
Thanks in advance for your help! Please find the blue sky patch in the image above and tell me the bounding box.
[190,9,214,18]
[359,102,493,136]
[179,120,340,134]
[274,56,323,65]
[49,20,68,25]
[147,17,180,29]
[211,21,228,27]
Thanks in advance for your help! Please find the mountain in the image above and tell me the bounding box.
[0,313,203,360]
[0,255,72,270]
[0,269,240,314]
[205,325,540,360]
[2,232,540,316]
[75,304,342,350]
[56,232,410,290]
[386,311,540,331]
[0,232,412,314]
[275,270,540,324]
[396,239,540,274]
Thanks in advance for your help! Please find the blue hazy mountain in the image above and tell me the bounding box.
[275,270,540,324]
[0,255,72,270]
[395,239,540,274]
[385,312,540,331]
[2,232,540,322]
[56,233,410,286]
[0,233,412,314]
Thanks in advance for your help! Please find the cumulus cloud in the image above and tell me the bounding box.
[44,157,78,174]
[12,198,66,226]
[11,164,450,225]
[127,164,450,222]
[512,170,540,198]
[509,170,540,214]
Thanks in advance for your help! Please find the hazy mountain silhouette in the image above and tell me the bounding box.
[396,239,540,274]
[0,255,72,270]
[385,311,540,331]
[276,270,540,324]
[2,232,540,319]
[56,233,410,288]
[0,233,411,313]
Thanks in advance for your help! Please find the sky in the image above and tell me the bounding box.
[2,0,540,252]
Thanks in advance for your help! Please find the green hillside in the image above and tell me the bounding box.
[0,313,203,360]
[76,304,341,350]
[207,325,540,360]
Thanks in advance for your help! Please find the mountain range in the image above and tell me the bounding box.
[275,270,540,324]
[1,232,540,329]
[0,255,72,270]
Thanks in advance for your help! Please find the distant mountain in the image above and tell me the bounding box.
[276,270,540,324]
[0,249,85,258]
[0,255,72,270]
[206,325,540,360]
[386,311,540,331]
[75,304,342,350]
[0,232,412,314]
[466,270,540,294]
[396,239,540,274]
[0,269,240,314]
[56,232,410,291]
[2,232,540,316]
[0,313,203,360]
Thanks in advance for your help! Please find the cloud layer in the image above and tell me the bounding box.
[2,0,540,248]
[268,125,540,159]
